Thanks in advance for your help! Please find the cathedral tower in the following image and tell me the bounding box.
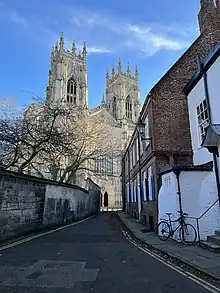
[105,59,141,124]
[46,33,88,109]
[198,0,220,33]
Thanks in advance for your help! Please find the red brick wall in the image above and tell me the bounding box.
[151,24,220,157]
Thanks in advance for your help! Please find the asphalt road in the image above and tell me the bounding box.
[0,213,212,293]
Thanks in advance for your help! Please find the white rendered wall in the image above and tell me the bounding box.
[187,55,220,166]
[219,145,220,172]
[187,80,212,165]
[158,171,220,241]
[206,55,220,124]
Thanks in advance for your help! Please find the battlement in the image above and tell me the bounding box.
[51,33,86,62]
[106,59,138,85]
[107,72,137,84]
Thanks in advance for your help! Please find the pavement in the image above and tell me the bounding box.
[118,211,220,281]
[0,212,215,292]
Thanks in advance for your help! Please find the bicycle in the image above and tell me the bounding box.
[157,211,197,244]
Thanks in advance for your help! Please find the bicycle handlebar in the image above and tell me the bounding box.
[177,211,188,216]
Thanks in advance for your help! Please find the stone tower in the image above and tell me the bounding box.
[198,0,220,33]
[105,59,141,124]
[46,33,88,109]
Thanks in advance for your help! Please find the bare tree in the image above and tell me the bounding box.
[30,108,122,183]
[0,97,122,184]
[0,98,60,172]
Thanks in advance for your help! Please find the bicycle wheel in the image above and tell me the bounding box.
[157,221,170,241]
[179,223,197,244]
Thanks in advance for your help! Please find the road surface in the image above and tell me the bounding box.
[0,213,212,292]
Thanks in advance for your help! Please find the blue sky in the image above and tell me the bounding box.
[0,0,201,108]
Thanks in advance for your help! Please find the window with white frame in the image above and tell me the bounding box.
[130,181,133,202]
[140,133,143,154]
[164,176,171,188]
[129,150,132,171]
[147,166,156,201]
[136,136,139,162]
[133,180,136,202]
[133,143,136,166]
[125,155,128,176]
[126,184,129,202]
[142,171,147,201]
[137,175,140,200]
[144,114,150,147]
[197,99,209,143]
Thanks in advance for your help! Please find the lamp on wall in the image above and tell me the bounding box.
[137,118,150,141]
[137,118,145,138]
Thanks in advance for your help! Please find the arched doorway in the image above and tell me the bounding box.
[104,192,108,207]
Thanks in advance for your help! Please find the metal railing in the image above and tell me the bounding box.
[185,198,219,245]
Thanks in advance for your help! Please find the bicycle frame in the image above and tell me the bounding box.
[166,214,184,236]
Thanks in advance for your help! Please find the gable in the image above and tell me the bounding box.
[89,107,117,127]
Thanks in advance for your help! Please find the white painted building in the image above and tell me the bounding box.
[158,44,220,241]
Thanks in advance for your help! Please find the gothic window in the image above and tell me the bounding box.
[112,97,117,119]
[104,192,108,207]
[125,96,132,119]
[67,78,77,104]
[94,154,114,175]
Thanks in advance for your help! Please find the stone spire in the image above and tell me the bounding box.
[106,68,109,78]
[55,41,58,53]
[72,40,76,56]
[135,65,138,81]
[51,46,54,58]
[102,93,105,104]
[127,63,131,77]
[106,68,110,84]
[118,58,122,75]
[59,32,64,50]
[51,47,54,67]
[83,41,87,61]
[112,65,115,78]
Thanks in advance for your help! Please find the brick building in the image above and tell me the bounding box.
[122,0,220,230]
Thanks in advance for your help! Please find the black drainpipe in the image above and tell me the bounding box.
[174,170,183,216]
[202,64,220,203]
[174,170,184,239]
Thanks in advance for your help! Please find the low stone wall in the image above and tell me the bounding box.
[0,169,101,242]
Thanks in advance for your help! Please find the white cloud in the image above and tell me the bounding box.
[65,39,112,55]
[0,3,195,57]
[67,7,195,56]
[86,47,112,54]
[127,24,189,56]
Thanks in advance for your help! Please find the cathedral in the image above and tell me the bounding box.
[46,33,141,210]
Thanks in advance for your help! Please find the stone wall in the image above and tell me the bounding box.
[0,169,100,242]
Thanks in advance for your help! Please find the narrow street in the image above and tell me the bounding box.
[0,213,212,293]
